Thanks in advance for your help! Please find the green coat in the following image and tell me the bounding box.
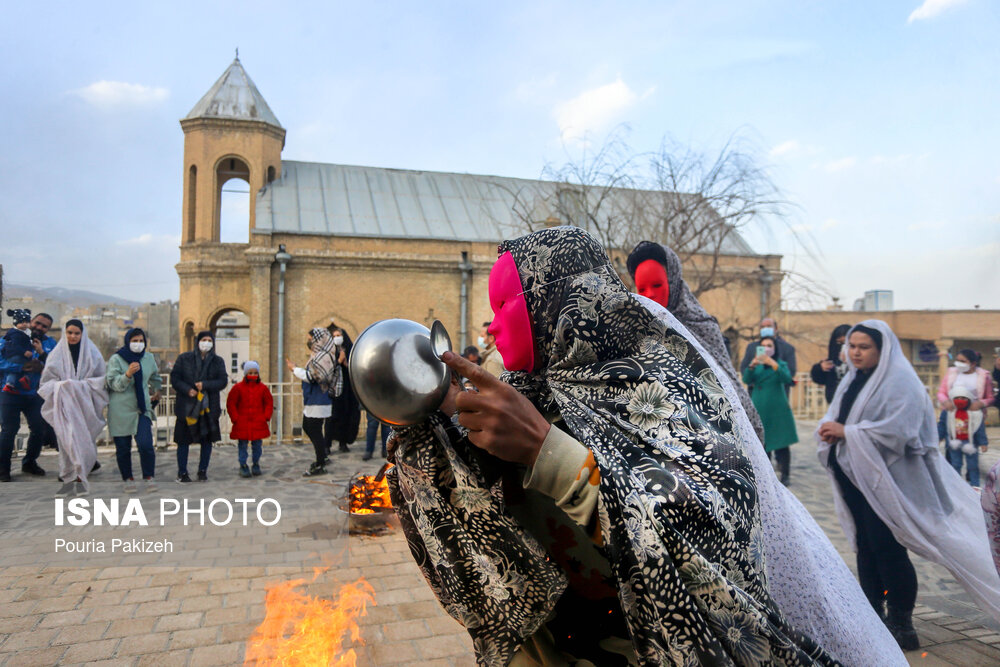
[742,360,798,452]
[105,353,162,438]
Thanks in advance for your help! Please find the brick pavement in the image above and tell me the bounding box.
[0,427,998,666]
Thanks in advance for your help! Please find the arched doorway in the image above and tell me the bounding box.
[210,309,251,381]
[217,156,251,243]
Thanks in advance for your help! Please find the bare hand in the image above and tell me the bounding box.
[981,446,989,454]
[338,350,347,365]
[31,339,43,354]
[749,357,760,367]
[442,351,550,466]
[971,400,985,411]
[188,388,197,397]
[940,399,954,411]
[285,357,295,372]
[195,381,203,392]
[125,362,141,378]
[23,350,33,358]
[765,356,778,370]
[820,360,834,372]
[817,421,845,444]
[150,391,162,403]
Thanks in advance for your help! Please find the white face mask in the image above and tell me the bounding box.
[477,336,485,348]
[129,342,145,354]
[199,340,213,352]
[332,336,344,347]
[954,361,971,373]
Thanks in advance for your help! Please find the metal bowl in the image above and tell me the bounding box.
[349,319,450,426]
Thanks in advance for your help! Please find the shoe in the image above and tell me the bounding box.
[303,463,327,477]
[251,463,261,476]
[197,470,207,482]
[338,444,350,453]
[73,481,87,496]
[56,481,76,497]
[323,456,331,466]
[240,464,252,478]
[885,606,920,651]
[91,461,101,473]
[143,478,158,493]
[780,472,790,486]
[58,475,64,482]
[0,471,10,482]
[21,461,46,476]
[362,454,373,461]
[123,479,137,493]
[176,473,192,484]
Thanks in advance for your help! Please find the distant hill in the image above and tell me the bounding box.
[4,284,144,308]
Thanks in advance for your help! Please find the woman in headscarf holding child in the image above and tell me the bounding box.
[387,227,904,666]
[817,321,1000,651]
[39,319,108,496]
[106,328,162,493]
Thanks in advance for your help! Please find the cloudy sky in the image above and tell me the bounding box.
[1,0,997,309]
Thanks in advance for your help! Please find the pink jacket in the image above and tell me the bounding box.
[937,367,996,408]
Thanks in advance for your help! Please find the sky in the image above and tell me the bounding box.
[1,0,997,310]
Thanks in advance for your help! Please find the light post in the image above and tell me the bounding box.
[274,244,291,444]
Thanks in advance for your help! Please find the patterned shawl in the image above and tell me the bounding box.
[305,327,342,396]
[390,226,836,667]
[628,241,764,442]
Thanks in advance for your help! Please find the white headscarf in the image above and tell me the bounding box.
[816,319,1000,624]
[38,323,108,491]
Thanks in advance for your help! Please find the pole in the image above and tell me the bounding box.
[274,244,291,444]
[459,251,472,351]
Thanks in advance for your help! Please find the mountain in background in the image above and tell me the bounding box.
[3,283,145,307]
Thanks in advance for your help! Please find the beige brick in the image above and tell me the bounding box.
[38,608,90,628]
[105,616,157,638]
[0,587,26,603]
[32,594,85,613]
[122,585,170,604]
[1,600,39,617]
[167,583,212,600]
[154,611,203,632]
[222,590,262,606]
[60,638,120,663]
[135,649,191,666]
[0,627,61,651]
[208,578,249,594]
[79,590,128,608]
[189,641,244,666]
[395,600,441,620]
[0,614,42,632]
[167,627,219,650]
[382,619,430,642]
[116,632,170,656]
[88,604,138,622]
[203,605,248,626]
[188,569,229,582]
[374,588,413,606]
[133,600,182,617]
[370,640,419,665]
[96,567,140,580]
[425,615,466,635]
[415,634,473,659]
[104,576,150,592]
[219,622,259,644]
[4,645,67,666]
[87,659,136,667]
[52,621,111,646]
[180,595,220,613]
[64,579,109,595]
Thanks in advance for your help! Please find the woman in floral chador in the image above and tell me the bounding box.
[386,226,904,666]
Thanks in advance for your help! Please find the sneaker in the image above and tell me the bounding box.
[176,473,192,484]
[143,478,158,493]
[123,479,137,493]
[91,461,102,473]
[239,464,252,479]
[362,454,373,461]
[21,461,46,476]
[0,471,10,482]
[197,470,208,482]
[56,481,76,497]
[73,481,87,496]
[303,463,327,477]
[251,463,261,477]
[338,443,350,453]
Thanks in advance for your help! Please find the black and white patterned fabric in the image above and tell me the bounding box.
[389,226,837,667]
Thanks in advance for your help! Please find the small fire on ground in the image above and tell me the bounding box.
[350,474,393,514]
[245,569,375,666]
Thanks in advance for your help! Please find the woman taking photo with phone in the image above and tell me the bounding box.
[742,336,797,485]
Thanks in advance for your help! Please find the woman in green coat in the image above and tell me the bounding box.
[106,328,162,493]
[742,336,798,485]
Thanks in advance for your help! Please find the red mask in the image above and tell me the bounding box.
[953,397,971,411]
[634,259,670,308]
[487,252,536,372]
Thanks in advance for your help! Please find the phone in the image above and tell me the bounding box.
[756,345,767,358]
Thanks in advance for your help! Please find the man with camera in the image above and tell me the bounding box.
[0,312,56,481]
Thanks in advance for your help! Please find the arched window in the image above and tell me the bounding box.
[183,321,195,353]
[267,165,276,184]
[217,156,251,243]
[186,165,197,243]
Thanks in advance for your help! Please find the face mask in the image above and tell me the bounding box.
[488,251,535,372]
[129,342,145,354]
[954,361,971,373]
[764,347,775,358]
[760,326,775,338]
[953,397,971,411]
[477,336,485,348]
[634,259,670,308]
[199,340,213,353]
[332,336,344,347]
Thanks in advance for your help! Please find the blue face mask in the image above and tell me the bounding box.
[760,326,775,338]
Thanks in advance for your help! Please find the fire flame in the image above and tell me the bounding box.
[349,474,393,515]
[245,573,375,666]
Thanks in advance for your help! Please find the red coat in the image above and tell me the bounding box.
[226,378,273,440]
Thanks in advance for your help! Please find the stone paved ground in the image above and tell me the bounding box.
[0,426,998,666]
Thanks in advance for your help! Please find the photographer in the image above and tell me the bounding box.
[0,312,56,482]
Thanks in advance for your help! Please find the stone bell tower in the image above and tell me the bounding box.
[179,55,285,244]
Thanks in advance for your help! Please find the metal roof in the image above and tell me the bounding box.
[254,160,758,255]
[184,58,282,129]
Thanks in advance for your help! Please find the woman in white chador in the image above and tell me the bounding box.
[38,319,108,495]
[816,319,1000,651]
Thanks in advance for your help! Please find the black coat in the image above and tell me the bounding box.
[327,335,361,444]
[170,350,228,445]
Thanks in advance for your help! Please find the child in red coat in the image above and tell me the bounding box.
[226,361,273,477]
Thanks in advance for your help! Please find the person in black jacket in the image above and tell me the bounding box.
[810,324,851,404]
[325,326,361,453]
[170,330,228,482]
